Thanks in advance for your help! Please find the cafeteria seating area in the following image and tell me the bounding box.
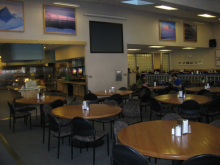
[1,83,220,165]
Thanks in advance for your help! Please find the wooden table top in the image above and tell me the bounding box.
[93,90,133,96]
[154,94,212,105]
[185,87,220,93]
[118,120,220,160]
[15,96,66,105]
[51,104,122,119]
[147,86,167,90]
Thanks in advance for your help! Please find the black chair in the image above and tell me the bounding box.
[181,154,220,165]
[46,92,67,105]
[201,97,220,123]
[197,89,212,98]
[210,119,220,127]
[71,117,109,165]
[109,94,123,107]
[113,121,128,145]
[94,100,119,139]
[7,101,32,133]
[13,96,38,120]
[149,98,165,120]
[161,113,182,120]
[111,144,148,165]
[130,84,140,99]
[50,99,64,109]
[139,86,151,97]
[84,93,99,104]
[47,113,73,159]
[179,100,201,121]
[118,87,129,103]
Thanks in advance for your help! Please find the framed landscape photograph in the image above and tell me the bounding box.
[43,4,76,34]
[183,23,197,42]
[0,0,24,32]
[159,20,176,41]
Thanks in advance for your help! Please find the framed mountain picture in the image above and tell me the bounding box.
[159,20,176,41]
[0,0,24,32]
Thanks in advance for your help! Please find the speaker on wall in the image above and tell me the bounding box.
[209,39,216,47]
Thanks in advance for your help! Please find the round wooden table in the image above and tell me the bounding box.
[154,94,212,105]
[16,96,66,125]
[185,87,220,93]
[93,90,133,96]
[118,120,220,161]
[51,104,122,119]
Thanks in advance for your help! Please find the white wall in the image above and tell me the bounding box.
[0,0,216,91]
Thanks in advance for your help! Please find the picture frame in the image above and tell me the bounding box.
[159,20,176,41]
[43,4,76,35]
[0,0,24,32]
[183,23,197,42]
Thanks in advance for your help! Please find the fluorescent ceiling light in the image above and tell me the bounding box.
[53,2,80,7]
[197,14,216,18]
[84,13,127,20]
[121,0,154,5]
[159,50,172,51]
[0,56,1,59]
[182,47,196,49]
[127,49,141,51]
[149,46,165,48]
[155,5,178,10]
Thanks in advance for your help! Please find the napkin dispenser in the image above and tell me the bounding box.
[177,119,188,134]
[178,90,183,98]
[82,100,90,110]
[111,87,115,92]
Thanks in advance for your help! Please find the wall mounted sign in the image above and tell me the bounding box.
[0,0,24,32]
[115,70,122,81]
[44,4,76,35]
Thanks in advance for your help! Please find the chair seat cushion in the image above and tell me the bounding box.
[94,115,119,123]
[152,111,166,116]
[74,130,106,142]
[60,119,72,126]
[116,117,140,125]
[180,113,201,119]
[14,112,31,118]
[16,107,36,112]
[51,126,72,137]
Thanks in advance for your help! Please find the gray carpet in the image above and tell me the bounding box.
[1,89,218,165]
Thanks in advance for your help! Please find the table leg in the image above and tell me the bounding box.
[31,104,44,126]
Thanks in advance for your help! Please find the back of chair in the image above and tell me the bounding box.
[84,93,98,101]
[104,100,118,106]
[140,87,150,97]
[162,113,182,120]
[118,87,128,90]
[7,101,16,115]
[50,99,64,109]
[181,154,220,165]
[122,101,140,117]
[131,84,138,92]
[180,100,200,115]
[109,94,123,105]
[210,119,220,127]
[114,121,128,144]
[140,91,151,103]
[112,145,148,165]
[13,96,25,107]
[72,117,95,136]
[206,97,220,111]
[47,113,60,132]
[197,89,210,95]
[150,98,162,113]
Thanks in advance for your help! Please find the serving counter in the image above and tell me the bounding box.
[56,80,86,97]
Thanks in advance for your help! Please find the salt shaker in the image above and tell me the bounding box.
[175,125,181,136]
[171,127,175,135]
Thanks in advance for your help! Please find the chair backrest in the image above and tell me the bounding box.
[210,119,220,127]
[150,98,162,113]
[122,101,140,117]
[118,87,128,90]
[180,100,200,115]
[7,101,16,115]
[13,96,24,107]
[109,94,123,105]
[84,93,98,101]
[140,87,150,97]
[47,113,60,132]
[181,154,220,165]
[50,99,64,109]
[131,84,138,92]
[112,145,148,165]
[140,91,151,103]
[206,97,220,111]
[197,89,212,98]
[104,100,118,106]
[114,121,128,144]
[161,113,182,120]
[71,117,95,136]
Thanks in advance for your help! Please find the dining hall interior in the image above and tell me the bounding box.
[0,0,220,165]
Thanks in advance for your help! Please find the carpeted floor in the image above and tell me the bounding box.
[0,89,218,165]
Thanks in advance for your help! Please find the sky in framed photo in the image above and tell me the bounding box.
[44,5,76,34]
[184,23,197,42]
[0,1,24,31]
[160,20,176,40]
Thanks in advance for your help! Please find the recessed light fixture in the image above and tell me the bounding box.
[182,47,196,49]
[127,49,141,51]
[155,5,178,10]
[0,56,1,59]
[53,2,80,7]
[149,46,165,48]
[159,50,172,52]
[121,0,154,6]
[44,47,46,49]
[197,14,216,18]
